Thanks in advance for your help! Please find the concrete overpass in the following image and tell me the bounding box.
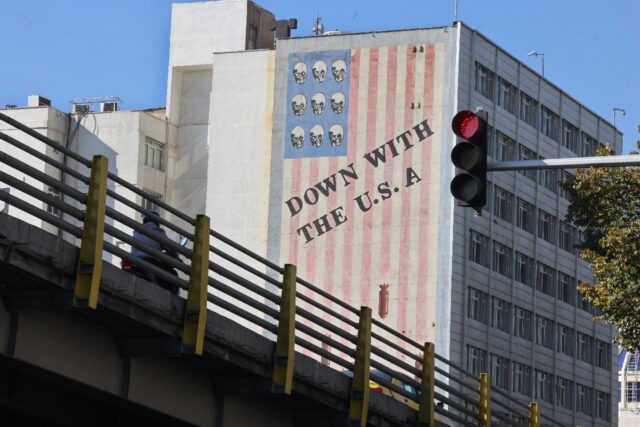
[0,213,426,426]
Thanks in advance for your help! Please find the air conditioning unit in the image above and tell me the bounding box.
[27,95,52,107]
[73,103,91,114]
[100,101,119,112]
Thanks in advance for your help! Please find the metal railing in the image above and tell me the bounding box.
[0,111,560,427]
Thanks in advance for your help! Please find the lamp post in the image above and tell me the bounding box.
[526,51,545,77]
[613,107,626,128]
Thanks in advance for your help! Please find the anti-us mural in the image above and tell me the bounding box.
[279,43,445,344]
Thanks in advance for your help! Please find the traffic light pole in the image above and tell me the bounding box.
[488,155,640,172]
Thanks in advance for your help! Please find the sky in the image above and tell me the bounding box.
[1,0,638,152]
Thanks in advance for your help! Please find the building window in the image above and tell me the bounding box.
[512,362,532,396]
[559,221,576,253]
[576,384,593,416]
[493,185,513,222]
[516,198,535,233]
[595,390,610,421]
[490,354,510,390]
[577,332,594,364]
[537,158,557,194]
[497,77,517,114]
[248,24,258,49]
[468,287,489,324]
[469,230,489,267]
[557,272,575,305]
[46,186,61,216]
[474,62,495,100]
[557,323,575,357]
[494,131,516,161]
[556,377,573,409]
[595,340,610,370]
[536,315,554,349]
[562,120,579,153]
[513,306,533,341]
[581,132,597,157]
[515,252,534,287]
[627,381,640,403]
[466,345,487,376]
[540,105,560,141]
[492,240,512,278]
[577,293,592,313]
[537,209,556,244]
[518,144,537,181]
[520,92,538,128]
[491,297,511,333]
[559,170,574,200]
[144,137,164,171]
[535,369,553,403]
[536,262,555,296]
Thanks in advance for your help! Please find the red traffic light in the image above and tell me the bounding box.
[451,110,482,139]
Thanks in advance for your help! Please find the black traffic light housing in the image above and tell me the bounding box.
[450,110,488,213]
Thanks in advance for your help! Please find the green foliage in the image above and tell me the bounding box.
[563,145,640,350]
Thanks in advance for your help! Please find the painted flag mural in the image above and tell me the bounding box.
[279,43,445,346]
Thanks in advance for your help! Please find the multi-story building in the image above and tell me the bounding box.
[203,9,620,427]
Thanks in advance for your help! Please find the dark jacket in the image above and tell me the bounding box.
[131,221,178,260]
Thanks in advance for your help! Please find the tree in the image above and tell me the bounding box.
[563,146,640,350]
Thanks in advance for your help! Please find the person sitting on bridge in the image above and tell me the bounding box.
[131,211,180,293]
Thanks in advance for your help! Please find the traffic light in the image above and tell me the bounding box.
[450,110,488,212]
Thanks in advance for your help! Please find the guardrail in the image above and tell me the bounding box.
[0,111,561,427]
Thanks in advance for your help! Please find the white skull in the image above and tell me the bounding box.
[293,62,307,84]
[290,126,305,149]
[291,94,306,117]
[312,60,327,83]
[331,59,347,82]
[311,92,325,115]
[331,92,345,114]
[309,125,324,147]
[329,124,344,147]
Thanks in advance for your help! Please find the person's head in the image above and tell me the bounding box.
[143,211,161,226]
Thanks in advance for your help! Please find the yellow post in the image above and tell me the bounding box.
[74,155,108,309]
[181,214,210,356]
[348,306,372,427]
[272,263,297,394]
[478,372,491,427]
[529,402,540,427]
[418,342,435,426]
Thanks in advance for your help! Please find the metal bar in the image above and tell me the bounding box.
[0,191,81,237]
[272,264,296,395]
[210,245,281,287]
[182,215,210,356]
[348,306,372,427]
[434,366,479,396]
[207,293,277,334]
[372,317,423,351]
[294,335,353,372]
[434,380,478,406]
[371,330,421,362]
[0,172,84,221]
[74,155,108,310]
[418,342,435,426]
[296,291,359,330]
[0,112,92,167]
[488,154,640,171]
[435,354,479,382]
[0,132,91,187]
[294,305,357,345]
[0,151,88,203]
[208,278,279,322]
[295,321,356,359]
[105,187,194,240]
[210,229,282,273]
[210,262,280,305]
[478,372,491,427]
